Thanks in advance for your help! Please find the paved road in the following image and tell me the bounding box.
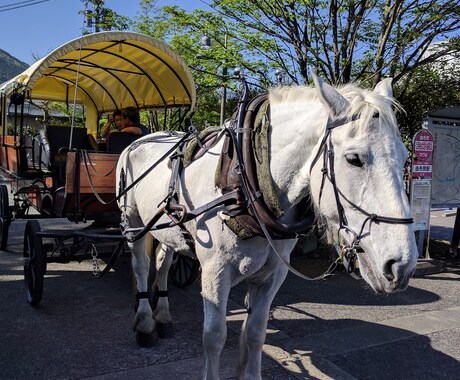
[429,208,457,241]
[0,211,458,379]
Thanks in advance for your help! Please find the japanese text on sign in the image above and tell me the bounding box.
[414,140,433,151]
[412,129,434,178]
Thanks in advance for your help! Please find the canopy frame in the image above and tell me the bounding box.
[1,31,196,120]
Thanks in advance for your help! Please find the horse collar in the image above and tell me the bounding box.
[216,94,315,239]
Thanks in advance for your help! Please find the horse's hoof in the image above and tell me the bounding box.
[157,322,173,339]
[136,330,158,347]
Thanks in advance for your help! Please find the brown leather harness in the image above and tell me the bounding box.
[216,93,315,239]
[119,93,315,244]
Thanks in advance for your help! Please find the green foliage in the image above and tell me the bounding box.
[205,0,460,87]
[151,0,460,139]
[6,124,36,138]
[126,3,276,126]
[47,102,86,128]
[394,64,460,144]
[129,0,164,37]
[90,1,460,136]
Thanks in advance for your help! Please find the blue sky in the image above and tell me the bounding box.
[0,0,202,65]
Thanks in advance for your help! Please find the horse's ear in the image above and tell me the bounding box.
[374,78,393,98]
[310,69,348,117]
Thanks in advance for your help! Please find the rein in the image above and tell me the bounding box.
[119,128,243,243]
[310,114,413,271]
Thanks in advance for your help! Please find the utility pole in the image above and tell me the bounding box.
[220,33,228,127]
[84,0,105,33]
[199,32,228,127]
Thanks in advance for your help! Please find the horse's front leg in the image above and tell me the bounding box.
[151,242,174,338]
[237,265,289,379]
[200,262,231,380]
[130,235,157,347]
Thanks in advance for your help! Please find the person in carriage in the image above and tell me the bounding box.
[120,107,150,136]
[100,110,124,138]
[101,107,149,138]
[99,107,149,151]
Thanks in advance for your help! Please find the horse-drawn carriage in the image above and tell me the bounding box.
[0,31,199,305]
[1,30,419,379]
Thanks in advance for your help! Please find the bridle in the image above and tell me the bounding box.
[310,113,413,271]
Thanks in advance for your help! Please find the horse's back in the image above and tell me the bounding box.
[117,131,186,183]
[119,131,187,164]
[116,132,184,212]
[116,130,223,223]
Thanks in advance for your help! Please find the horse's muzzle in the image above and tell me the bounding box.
[358,251,417,293]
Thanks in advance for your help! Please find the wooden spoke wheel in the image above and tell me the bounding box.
[168,252,200,288]
[0,184,11,251]
[23,220,47,307]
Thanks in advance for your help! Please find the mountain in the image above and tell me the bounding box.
[0,49,29,84]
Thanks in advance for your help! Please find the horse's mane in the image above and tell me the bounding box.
[269,83,401,136]
[269,85,320,104]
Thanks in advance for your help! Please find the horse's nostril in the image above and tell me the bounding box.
[383,259,397,281]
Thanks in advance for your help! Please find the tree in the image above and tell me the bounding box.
[127,1,460,126]
[127,2,258,127]
[112,1,460,129]
[203,0,460,86]
[129,0,163,37]
[394,58,460,143]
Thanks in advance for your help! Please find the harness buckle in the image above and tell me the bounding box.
[335,244,361,280]
[234,163,245,174]
[165,203,188,225]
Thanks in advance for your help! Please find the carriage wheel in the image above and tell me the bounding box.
[23,220,47,307]
[168,252,200,288]
[0,184,11,251]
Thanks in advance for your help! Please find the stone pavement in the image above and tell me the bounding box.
[0,212,459,379]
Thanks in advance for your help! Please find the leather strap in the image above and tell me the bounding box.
[136,292,149,301]
[217,95,315,239]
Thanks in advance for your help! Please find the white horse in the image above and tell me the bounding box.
[116,72,417,379]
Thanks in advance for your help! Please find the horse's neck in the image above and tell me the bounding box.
[269,101,324,211]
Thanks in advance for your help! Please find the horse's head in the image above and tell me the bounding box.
[309,73,417,293]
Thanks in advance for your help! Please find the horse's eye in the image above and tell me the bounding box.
[346,153,363,167]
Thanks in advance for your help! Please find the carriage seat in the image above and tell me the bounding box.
[106,132,141,153]
[39,125,97,173]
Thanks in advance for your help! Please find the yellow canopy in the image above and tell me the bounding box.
[0,31,196,134]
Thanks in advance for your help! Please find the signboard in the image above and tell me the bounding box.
[426,121,460,208]
[412,129,433,178]
[410,179,432,231]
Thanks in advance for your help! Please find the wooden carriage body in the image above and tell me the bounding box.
[0,32,198,305]
[0,31,195,225]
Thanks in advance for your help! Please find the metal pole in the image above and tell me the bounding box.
[220,33,228,126]
[220,69,227,126]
